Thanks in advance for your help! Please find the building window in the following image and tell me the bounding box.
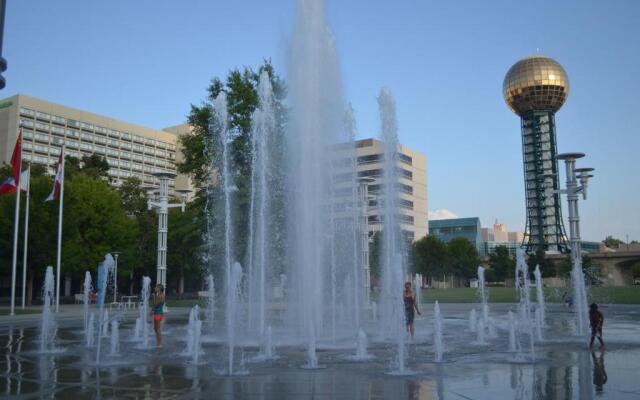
[357,154,382,164]
[20,119,34,128]
[20,108,36,117]
[51,115,66,125]
[358,169,382,178]
[35,111,51,121]
[398,153,412,165]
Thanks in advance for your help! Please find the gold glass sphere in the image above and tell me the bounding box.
[503,55,569,116]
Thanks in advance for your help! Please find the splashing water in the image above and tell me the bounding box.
[95,254,115,364]
[433,301,444,362]
[40,266,57,353]
[205,275,215,326]
[534,265,546,328]
[86,313,95,347]
[83,271,92,337]
[110,319,119,356]
[469,309,477,333]
[515,249,535,361]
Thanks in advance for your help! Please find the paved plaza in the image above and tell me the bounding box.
[1,303,639,399]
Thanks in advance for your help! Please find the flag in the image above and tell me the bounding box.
[46,149,64,202]
[0,132,22,194]
[19,168,29,192]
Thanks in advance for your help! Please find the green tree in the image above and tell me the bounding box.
[603,235,624,249]
[411,235,448,277]
[488,245,514,282]
[527,249,556,277]
[177,61,287,277]
[166,206,204,296]
[447,237,480,279]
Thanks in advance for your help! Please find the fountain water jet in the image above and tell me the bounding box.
[508,311,518,353]
[469,309,477,332]
[378,89,409,374]
[226,262,243,374]
[515,249,535,360]
[534,265,546,327]
[433,301,444,362]
[86,313,95,347]
[246,72,276,337]
[83,271,92,336]
[95,254,115,364]
[110,320,119,356]
[39,266,57,353]
[205,274,215,326]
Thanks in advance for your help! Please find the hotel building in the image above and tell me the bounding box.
[0,94,189,193]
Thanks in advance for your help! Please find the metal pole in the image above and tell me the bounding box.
[21,165,31,309]
[156,177,169,286]
[9,147,22,316]
[55,147,66,312]
[112,252,120,303]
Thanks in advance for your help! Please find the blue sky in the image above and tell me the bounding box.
[3,0,639,242]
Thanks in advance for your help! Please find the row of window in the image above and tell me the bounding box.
[22,152,175,186]
[23,142,174,171]
[367,183,413,195]
[21,122,174,159]
[22,129,174,167]
[367,214,414,225]
[20,107,176,151]
[357,168,413,180]
[367,198,414,210]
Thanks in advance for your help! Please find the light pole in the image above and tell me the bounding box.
[111,252,120,303]
[147,172,190,287]
[556,152,594,334]
[358,177,375,305]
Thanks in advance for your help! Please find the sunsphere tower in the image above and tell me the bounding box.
[503,55,569,254]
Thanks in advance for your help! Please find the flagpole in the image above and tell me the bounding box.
[21,165,31,309]
[55,146,65,313]
[9,133,23,316]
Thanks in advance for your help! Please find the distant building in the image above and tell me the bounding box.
[429,217,483,254]
[0,94,191,195]
[349,138,428,241]
[481,219,526,256]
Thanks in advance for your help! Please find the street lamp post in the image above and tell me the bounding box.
[147,172,190,287]
[111,252,120,304]
[556,152,594,334]
[358,177,375,305]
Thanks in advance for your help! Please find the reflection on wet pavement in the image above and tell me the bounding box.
[1,304,640,399]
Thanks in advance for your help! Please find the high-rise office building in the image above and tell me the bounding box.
[354,138,428,242]
[503,55,570,254]
[0,94,190,193]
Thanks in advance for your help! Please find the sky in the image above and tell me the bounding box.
[3,0,639,242]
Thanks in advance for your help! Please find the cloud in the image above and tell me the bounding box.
[429,209,459,220]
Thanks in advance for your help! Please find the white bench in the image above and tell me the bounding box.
[74,294,84,304]
[198,291,209,299]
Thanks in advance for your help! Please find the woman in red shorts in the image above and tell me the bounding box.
[152,284,165,347]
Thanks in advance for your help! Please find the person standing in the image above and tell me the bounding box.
[404,282,421,339]
[589,303,605,348]
[152,284,166,347]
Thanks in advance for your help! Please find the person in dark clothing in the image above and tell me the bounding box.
[589,303,605,348]
[404,282,421,339]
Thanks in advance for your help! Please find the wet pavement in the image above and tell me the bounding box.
[1,303,639,399]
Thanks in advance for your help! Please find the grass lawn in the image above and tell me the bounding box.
[0,308,41,316]
[420,287,640,304]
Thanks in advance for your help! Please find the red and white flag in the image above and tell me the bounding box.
[0,132,22,195]
[46,148,65,202]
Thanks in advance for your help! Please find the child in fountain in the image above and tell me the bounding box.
[152,284,166,347]
[404,282,421,339]
[589,303,605,348]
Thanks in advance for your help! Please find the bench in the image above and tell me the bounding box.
[198,291,209,299]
